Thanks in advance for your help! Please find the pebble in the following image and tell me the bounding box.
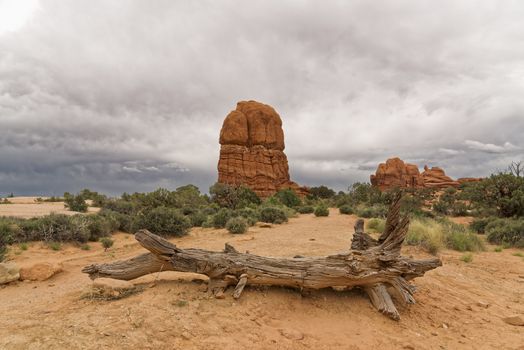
[279,328,304,340]
[476,301,489,308]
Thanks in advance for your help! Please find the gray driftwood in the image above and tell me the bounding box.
[82,195,441,320]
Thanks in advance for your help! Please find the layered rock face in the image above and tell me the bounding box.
[371,158,465,190]
[217,101,308,198]
[421,165,459,188]
[370,158,424,191]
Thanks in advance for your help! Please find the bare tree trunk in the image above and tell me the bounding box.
[82,195,441,320]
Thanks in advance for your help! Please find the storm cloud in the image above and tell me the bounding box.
[1,0,523,196]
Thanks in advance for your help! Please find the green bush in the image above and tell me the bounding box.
[366,218,385,233]
[275,189,301,208]
[314,205,329,217]
[209,183,261,209]
[100,237,114,250]
[134,207,191,237]
[188,211,208,227]
[0,221,15,262]
[225,217,248,234]
[297,206,315,214]
[38,214,90,243]
[64,194,88,213]
[212,208,233,228]
[98,209,135,233]
[339,205,353,215]
[85,215,114,241]
[460,253,473,263]
[235,207,259,226]
[469,217,495,234]
[405,217,483,254]
[356,204,387,218]
[259,207,288,224]
[308,186,336,199]
[485,218,524,248]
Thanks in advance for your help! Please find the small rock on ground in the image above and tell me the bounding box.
[0,262,20,284]
[20,262,62,281]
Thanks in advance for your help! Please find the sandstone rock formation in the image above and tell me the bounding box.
[0,262,20,284]
[19,262,62,281]
[371,158,465,190]
[370,158,424,191]
[421,165,460,188]
[217,101,307,198]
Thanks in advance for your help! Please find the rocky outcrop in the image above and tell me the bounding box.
[370,158,468,190]
[457,177,483,185]
[370,158,424,191]
[0,262,20,284]
[421,165,460,189]
[217,100,307,198]
[19,262,62,281]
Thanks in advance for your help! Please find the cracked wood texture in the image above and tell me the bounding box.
[82,194,441,320]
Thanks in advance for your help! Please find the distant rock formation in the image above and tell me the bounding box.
[370,158,473,190]
[217,100,308,198]
[457,177,483,185]
[421,165,460,188]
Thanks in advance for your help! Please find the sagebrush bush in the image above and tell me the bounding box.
[212,208,233,228]
[297,206,314,214]
[225,217,248,234]
[274,189,301,208]
[469,217,495,234]
[259,207,288,224]
[99,209,135,233]
[64,194,88,213]
[0,221,15,262]
[188,211,208,227]
[314,205,329,217]
[235,207,259,226]
[405,218,483,254]
[100,237,114,250]
[366,218,385,233]
[356,204,387,218]
[485,218,524,248]
[85,215,114,241]
[339,205,353,215]
[134,207,191,237]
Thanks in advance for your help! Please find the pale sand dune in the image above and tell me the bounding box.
[0,210,522,349]
[0,197,99,218]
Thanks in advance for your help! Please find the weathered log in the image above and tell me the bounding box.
[82,195,441,320]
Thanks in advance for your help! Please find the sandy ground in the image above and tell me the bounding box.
[1,210,523,350]
[0,197,99,218]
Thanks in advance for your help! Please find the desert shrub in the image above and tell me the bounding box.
[339,205,354,215]
[356,204,388,218]
[98,209,134,233]
[102,199,138,215]
[209,183,260,209]
[297,206,315,214]
[485,218,524,248]
[462,174,524,217]
[134,207,191,237]
[85,215,114,241]
[64,194,88,213]
[314,205,329,217]
[432,200,449,215]
[37,214,90,243]
[188,211,208,227]
[259,207,288,224]
[460,253,473,263]
[235,207,259,226]
[405,218,483,254]
[366,218,385,233]
[308,185,336,199]
[469,217,496,234]
[0,221,16,262]
[100,237,114,250]
[225,217,248,234]
[48,242,61,251]
[275,189,301,208]
[212,208,233,228]
[80,244,91,250]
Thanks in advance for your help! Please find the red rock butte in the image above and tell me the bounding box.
[217,100,308,198]
[370,157,479,191]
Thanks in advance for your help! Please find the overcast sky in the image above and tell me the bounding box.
[1,0,523,196]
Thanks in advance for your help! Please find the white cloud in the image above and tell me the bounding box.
[464,140,520,154]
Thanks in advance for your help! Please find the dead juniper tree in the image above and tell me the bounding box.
[83,194,441,320]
